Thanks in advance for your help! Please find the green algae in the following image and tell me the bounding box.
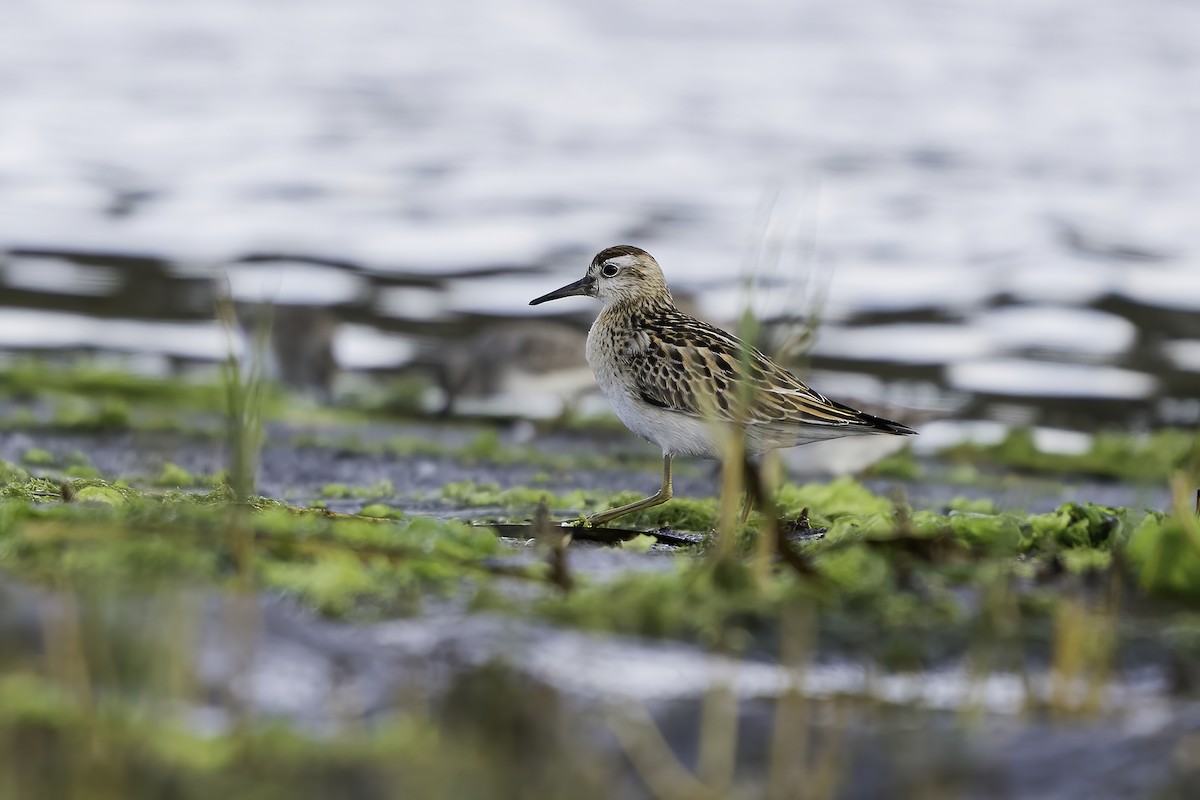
[0,474,506,619]
[1023,502,1127,550]
[20,448,56,467]
[152,462,197,487]
[867,445,923,480]
[62,464,102,479]
[526,479,1190,659]
[2,357,1200,795]
[73,484,135,507]
[320,480,396,500]
[16,463,1153,650]
[618,532,657,553]
[441,476,909,535]
[873,428,1200,486]
[1,438,1200,794]
[0,360,288,438]
[0,361,227,406]
[776,477,894,524]
[944,427,1200,482]
[1127,509,1200,598]
[2,354,1198,652]
[532,555,790,644]
[595,494,719,532]
[360,502,405,519]
[439,480,721,532]
[441,481,591,513]
[296,428,666,474]
[0,364,217,434]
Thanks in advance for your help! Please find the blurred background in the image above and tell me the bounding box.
[4,5,1200,797]
[2,0,1199,438]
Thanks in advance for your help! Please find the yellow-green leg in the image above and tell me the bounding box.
[588,454,673,527]
[738,492,755,527]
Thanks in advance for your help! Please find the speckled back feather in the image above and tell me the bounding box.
[609,303,914,435]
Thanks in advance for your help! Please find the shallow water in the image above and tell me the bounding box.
[2,0,1199,429]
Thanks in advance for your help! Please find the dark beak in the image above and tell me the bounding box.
[529,276,594,305]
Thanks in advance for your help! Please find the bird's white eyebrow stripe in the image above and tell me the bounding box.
[603,255,640,269]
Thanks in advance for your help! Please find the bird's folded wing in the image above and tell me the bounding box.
[630,328,872,429]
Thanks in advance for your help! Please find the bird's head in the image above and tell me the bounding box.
[530,245,672,309]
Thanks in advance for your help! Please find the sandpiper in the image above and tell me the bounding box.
[530,245,916,527]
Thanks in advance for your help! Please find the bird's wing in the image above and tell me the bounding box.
[629,316,899,431]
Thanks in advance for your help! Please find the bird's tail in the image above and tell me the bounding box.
[858,411,917,436]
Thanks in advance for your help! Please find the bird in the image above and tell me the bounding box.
[529,245,916,527]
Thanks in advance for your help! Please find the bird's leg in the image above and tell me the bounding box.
[588,454,673,527]
[737,454,764,527]
[738,492,755,527]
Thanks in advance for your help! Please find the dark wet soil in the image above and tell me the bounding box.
[0,421,1174,520]
[1,419,1194,798]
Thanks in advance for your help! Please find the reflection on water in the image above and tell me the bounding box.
[1,0,1199,430]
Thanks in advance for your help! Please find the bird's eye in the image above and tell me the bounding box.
[600,263,619,278]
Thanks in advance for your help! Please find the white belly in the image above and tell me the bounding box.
[609,387,725,458]
[586,324,723,458]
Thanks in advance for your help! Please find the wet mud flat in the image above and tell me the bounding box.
[1,411,1199,798]
[0,417,1175,517]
